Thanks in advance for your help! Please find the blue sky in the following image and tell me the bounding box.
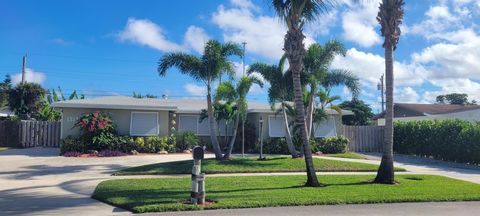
[1,0,479,113]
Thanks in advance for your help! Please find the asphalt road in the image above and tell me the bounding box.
[147,202,480,216]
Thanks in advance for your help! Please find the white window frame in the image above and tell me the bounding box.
[129,111,159,136]
[314,116,337,138]
[268,115,287,138]
[178,114,210,136]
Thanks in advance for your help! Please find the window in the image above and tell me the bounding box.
[178,115,197,133]
[314,117,337,138]
[130,112,159,136]
[269,115,286,138]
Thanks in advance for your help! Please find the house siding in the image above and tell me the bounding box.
[60,108,169,139]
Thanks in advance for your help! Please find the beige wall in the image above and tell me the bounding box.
[60,108,170,139]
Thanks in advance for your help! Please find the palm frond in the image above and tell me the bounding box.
[158,53,203,81]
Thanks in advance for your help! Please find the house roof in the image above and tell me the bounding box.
[374,103,480,119]
[52,96,353,115]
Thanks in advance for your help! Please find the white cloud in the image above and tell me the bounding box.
[12,68,47,85]
[395,87,420,103]
[50,38,75,46]
[212,0,317,60]
[332,48,426,88]
[340,0,382,47]
[118,17,183,52]
[422,79,480,103]
[184,26,210,54]
[184,83,206,97]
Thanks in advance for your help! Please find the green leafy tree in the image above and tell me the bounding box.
[248,57,301,158]
[132,92,158,98]
[8,83,46,120]
[436,93,476,105]
[0,75,12,108]
[339,99,374,125]
[158,39,243,160]
[374,0,405,184]
[215,76,264,159]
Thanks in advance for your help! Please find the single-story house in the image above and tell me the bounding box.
[52,96,353,141]
[0,107,15,118]
[374,103,480,125]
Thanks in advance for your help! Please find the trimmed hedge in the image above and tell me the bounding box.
[394,119,480,164]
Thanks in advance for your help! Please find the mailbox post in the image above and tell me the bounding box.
[191,146,205,204]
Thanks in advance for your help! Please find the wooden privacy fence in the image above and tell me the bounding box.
[343,125,384,152]
[0,120,61,148]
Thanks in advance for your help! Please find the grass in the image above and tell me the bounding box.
[0,147,11,151]
[114,156,405,175]
[93,175,480,213]
[324,153,367,159]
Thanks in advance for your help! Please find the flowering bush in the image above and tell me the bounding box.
[75,111,114,133]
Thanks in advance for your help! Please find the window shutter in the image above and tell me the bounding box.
[268,116,286,137]
[314,117,337,138]
[130,112,159,136]
[179,115,198,133]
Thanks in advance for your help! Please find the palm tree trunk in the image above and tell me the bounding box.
[306,90,315,140]
[224,112,240,159]
[207,83,223,159]
[242,121,245,156]
[284,27,322,187]
[282,103,300,158]
[374,42,395,184]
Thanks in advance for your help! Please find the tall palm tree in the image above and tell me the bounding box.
[248,58,302,158]
[374,0,405,184]
[158,40,243,160]
[272,0,336,187]
[216,76,264,159]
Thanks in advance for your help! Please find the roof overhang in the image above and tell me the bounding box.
[52,103,177,111]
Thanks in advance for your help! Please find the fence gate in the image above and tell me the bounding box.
[343,125,384,153]
[0,120,61,148]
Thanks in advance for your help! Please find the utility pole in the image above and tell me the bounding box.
[242,42,246,76]
[378,74,385,112]
[241,41,246,157]
[21,55,27,84]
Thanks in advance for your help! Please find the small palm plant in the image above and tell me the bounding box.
[158,40,243,160]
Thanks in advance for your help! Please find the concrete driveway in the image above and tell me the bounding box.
[0,148,196,216]
[2,148,480,215]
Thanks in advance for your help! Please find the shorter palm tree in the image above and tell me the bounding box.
[216,76,264,159]
[248,57,301,158]
[158,40,243,160]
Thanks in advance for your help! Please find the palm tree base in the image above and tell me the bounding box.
[304,180,326,187]
[373,156,396,184]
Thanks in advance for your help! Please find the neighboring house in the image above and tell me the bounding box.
[374,103,480,125]
[0,107,15,118]
[52,96,353,141]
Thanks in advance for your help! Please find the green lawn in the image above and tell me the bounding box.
[0,147,11,151]
[114,156,404,175]
[93,175,480,213]
[324,153,367,159]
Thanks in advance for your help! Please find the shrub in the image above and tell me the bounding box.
[394,119,480,164]
[313,136,349,154]
[233,121,258,153]
[60,137,87,154]
[259,138,290,154]
[175,131,199,152]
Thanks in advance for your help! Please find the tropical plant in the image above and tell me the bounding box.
[302,42,360,139]
[248,57,301,158]
[132,92,158,99]
[272,0,338,187]
[374,0,405,184]
[215,76,264,159]
[158,39,243,160]
[436,93,476,105]
[8,82,46,120]
[39,87,86,121]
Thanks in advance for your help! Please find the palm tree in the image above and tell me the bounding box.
[158,40,243,160]
[374,0,405,184]
[248,58,301,158]
[272,0,336,187]
[216,76,264,159]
